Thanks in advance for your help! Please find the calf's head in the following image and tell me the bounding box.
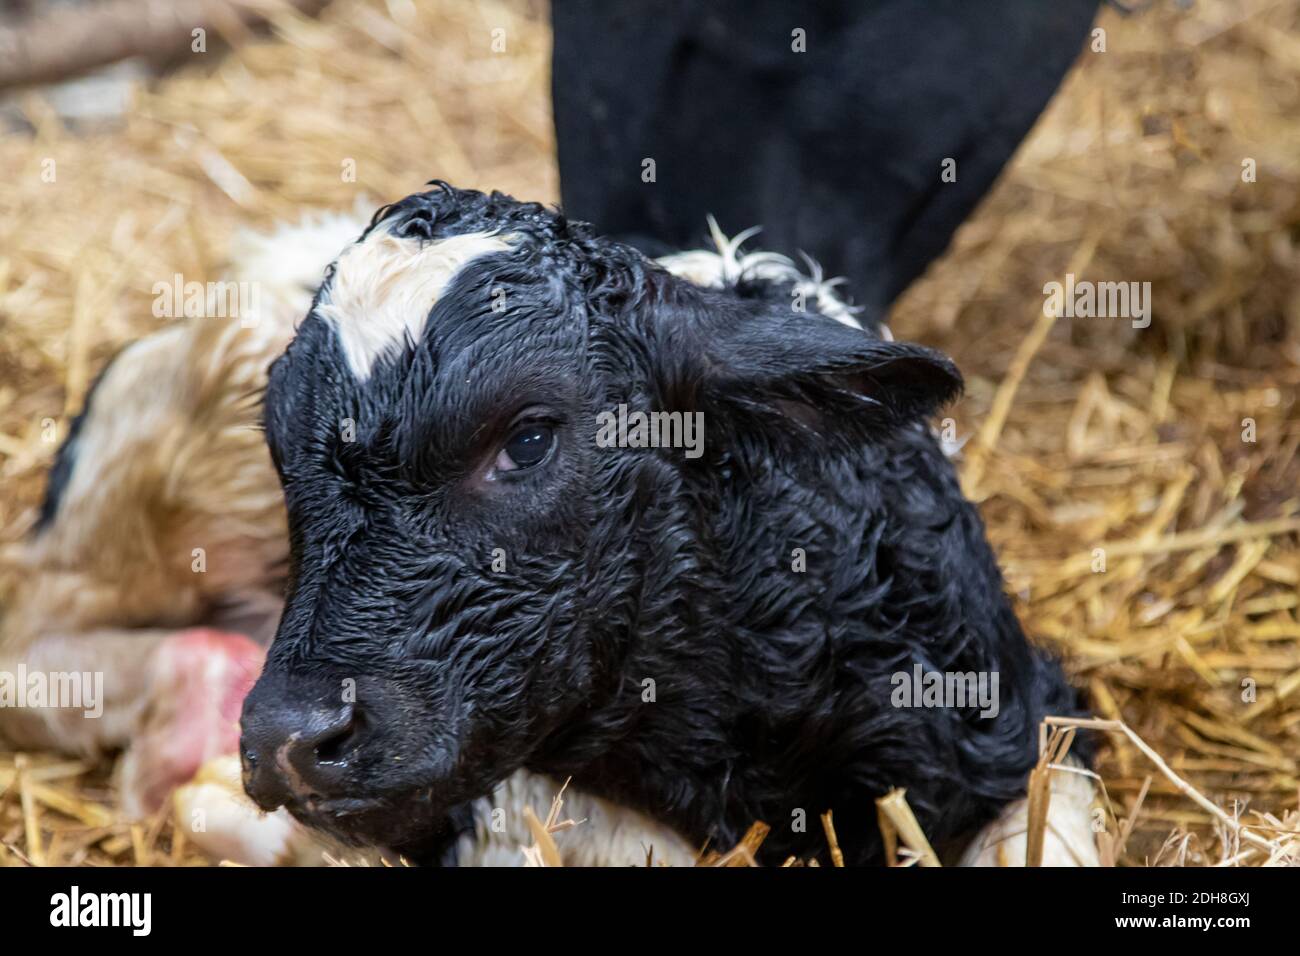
[239,183,961,853]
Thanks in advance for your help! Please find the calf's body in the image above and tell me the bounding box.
[241,184,1091,865]
[7,186,1092,866]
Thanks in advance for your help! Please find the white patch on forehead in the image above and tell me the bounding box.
[656,216,885,337]
[316,227,513,380]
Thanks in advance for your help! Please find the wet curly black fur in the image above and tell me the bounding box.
[242,183,1088,865]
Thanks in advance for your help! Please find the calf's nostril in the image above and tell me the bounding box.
[240,697,366,809]
[310,705,364,764]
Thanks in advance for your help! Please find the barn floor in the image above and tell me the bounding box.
[2,0,1299,866]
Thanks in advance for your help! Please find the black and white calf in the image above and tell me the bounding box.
[240,183,1098,866]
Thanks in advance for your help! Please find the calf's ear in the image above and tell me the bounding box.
[667,306,963,435]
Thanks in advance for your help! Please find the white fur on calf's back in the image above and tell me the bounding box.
[655,217,875,335]
[227,205,372,347]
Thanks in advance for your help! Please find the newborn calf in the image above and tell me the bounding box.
[241,184,1097,865]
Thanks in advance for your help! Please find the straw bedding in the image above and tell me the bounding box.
[1,0,1298,866]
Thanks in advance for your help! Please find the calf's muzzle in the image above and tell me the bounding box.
[239,671,365,811]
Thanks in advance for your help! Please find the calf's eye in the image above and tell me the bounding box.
[493,424,555,474]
